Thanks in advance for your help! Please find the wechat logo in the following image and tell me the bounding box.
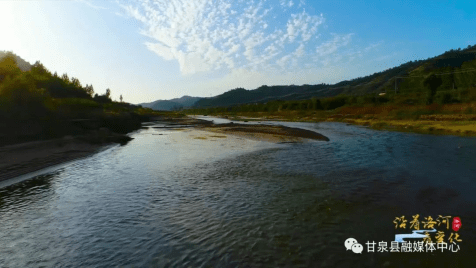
[345,238,363,254]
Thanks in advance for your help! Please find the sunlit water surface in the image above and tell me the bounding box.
[1,120,475,267]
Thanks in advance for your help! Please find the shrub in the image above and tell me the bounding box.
[423,74,443,104]
[312,98,323,110]
[322,96,347,110]
[376,96,389,104]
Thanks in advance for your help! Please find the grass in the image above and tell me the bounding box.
[186,103,476,137]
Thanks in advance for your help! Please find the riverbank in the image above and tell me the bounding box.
[0,114,156,182]
[187,106,476,137]
[0,137,115,182]
[2,114,474,267]
[0,115,330,183]
[198,123,329,142]
[337,118,476,136]
[149,116,330,142]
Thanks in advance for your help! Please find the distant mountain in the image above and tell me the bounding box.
[140,95,201,111]
[169,96,202,107]
[0,51,32,71]
[192,44,476,108]
[140,100,183,111]
[193,84,332,108]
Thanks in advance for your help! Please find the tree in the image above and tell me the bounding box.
[0,52,21,82]
[71,77,81,88]
[120,94,123,102]
[61,73,70,84]
[423,74,443,104]
[105,88,111,99]
[311,97,323,110]
[31,61,50,76]
[84,84,94,97]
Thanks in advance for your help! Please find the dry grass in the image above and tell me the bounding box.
[200,124,329,142]
[349,119,476,136]
[209,135,227,138]
[190,102,476,137]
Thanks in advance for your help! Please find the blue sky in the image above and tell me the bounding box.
[1,0,475,104]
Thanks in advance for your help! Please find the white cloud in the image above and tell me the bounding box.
[364,41,384,52]
[120,0,386,83]
[121,0,330,75]
[294,43,305,57]
[315,33,353,57]
[76,0,108,10]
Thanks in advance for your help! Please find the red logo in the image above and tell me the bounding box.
[452,217,462,232]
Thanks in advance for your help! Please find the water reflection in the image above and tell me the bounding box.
[0,122,475,267]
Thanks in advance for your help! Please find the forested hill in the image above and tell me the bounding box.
[0,51,32,71]
[193,44,476,108]
[0,51,157,146]
[140,96,201,111]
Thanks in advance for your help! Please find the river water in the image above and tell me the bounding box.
[0,118,475,267]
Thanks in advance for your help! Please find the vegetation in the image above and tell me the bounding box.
[0,51,163,145]
[189,44,476,109]
[186,100,476,137]
[183,44,476,136]
[2,43,476,143]
[423,74,443,104]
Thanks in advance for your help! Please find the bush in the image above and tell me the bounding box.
[312,98,323,110]
[423,74,443,104]
[322,96,347,110]
[464,107,474,114]
[436,92,454,104]
[376,96,389,104]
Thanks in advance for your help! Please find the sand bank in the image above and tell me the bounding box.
[1,117,329,184]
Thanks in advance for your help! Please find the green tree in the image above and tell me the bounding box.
[105,88,111,99]
[0,52,21,83]
[61,73,70,84]
[311,97,323,110]
[120,94,123,102]
[71,77,82,89]
[31,61,50,76]
[0,73,49,118]
[423,74,443,104]
[84,84,94,97]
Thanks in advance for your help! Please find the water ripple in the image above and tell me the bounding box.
[1,122,475,267]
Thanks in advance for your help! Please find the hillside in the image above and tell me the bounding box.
[0,51,32,71]
[141,100,183,111]
[171,95,202,107]
[140,95,201,111]
[192,44,476,108]
[0,51,161,146]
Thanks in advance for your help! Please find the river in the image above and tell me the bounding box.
[1,118,475,267]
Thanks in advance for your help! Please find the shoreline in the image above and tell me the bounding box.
[5,111,474,187]
[0,137,118,183]
[0,116,329,185]
[151,116,330,142]
[191,113,476,137]
[197,123,329,142]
